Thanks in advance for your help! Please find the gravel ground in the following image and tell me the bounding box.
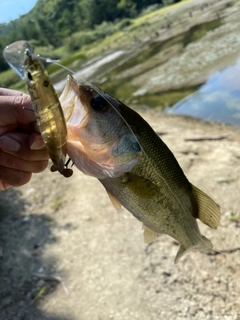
[1,112,240,320]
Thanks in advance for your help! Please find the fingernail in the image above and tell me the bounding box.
[30,137,45,150]
[0,136,21,152]
[0,181,11,191]
[3,183,11,190]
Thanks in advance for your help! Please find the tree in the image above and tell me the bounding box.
[117,0,137,18]
[80,0,121,28]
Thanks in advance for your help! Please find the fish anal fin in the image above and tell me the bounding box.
[143,224,161,244]
[106,190,122,212]
[192,184,221,229]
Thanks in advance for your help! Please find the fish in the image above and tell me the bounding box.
[3,40,73,177]
[59,75,221,263]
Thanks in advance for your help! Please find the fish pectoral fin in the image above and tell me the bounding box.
[143,225,162,244]
[192,184,221,229]
[106,189,122,212]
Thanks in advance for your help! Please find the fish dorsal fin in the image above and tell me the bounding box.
[143,224,161,243]
[192,184,221,229]
[106,190,122,212]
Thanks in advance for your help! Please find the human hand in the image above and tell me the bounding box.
[0,88,49,190]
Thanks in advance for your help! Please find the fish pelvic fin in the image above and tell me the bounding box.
[106,189,122,212]
[174,235,213,264]
[143,225,161,243]
[192,184,221,229]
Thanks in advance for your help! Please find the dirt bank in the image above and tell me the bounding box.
[1,111,240,320]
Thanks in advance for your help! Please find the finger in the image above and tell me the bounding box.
[0,166,32,188]
[0,87,28,97]
[0,135,21,152]
[0,95,35,134]
[0,181,11,191]
[0,94,33,119]
[0,150,49,173]
[28,132,46,150]
[0,133,49,161]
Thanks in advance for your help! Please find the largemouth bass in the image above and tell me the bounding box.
[3,40,72,177]
[60,75,221,263]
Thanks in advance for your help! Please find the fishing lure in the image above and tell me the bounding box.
[3,40,73,177]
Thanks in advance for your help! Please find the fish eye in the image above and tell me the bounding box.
[90,95,109,112]
[27,71,33,81]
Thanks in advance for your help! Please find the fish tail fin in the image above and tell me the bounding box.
[174,235,213,264]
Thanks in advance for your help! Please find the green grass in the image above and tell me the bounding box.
[51,198,63,211]
[46,50,87,74]
[132,0,193,27]
[183,19,223,47]
[229,214,240,223]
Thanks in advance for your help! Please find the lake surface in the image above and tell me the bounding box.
[169,59,240,126]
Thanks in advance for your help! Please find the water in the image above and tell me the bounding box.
[170,59,240,127]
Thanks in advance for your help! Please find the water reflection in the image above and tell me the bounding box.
[169,59,240,126]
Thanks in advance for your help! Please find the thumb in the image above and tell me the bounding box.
[29,133,46,150]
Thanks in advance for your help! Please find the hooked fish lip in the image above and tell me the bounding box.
[62,75,89,108]
[61,75,79,100]
[59,75,88,126]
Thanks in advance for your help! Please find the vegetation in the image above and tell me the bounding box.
[0,0,181,74]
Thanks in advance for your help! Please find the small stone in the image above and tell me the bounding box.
[24,188,35,198]
[83,216,92,221]
[26,292,33,300]
[37,267,44,273]
[22,216,30,222]
[36,279,45,287]
[216,177,229,183]
[18,301,25,307]
[17,308,25,320]
[163,271,171,277]
[214,277,220,283]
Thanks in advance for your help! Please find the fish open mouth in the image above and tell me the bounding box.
[59,75,88,126]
